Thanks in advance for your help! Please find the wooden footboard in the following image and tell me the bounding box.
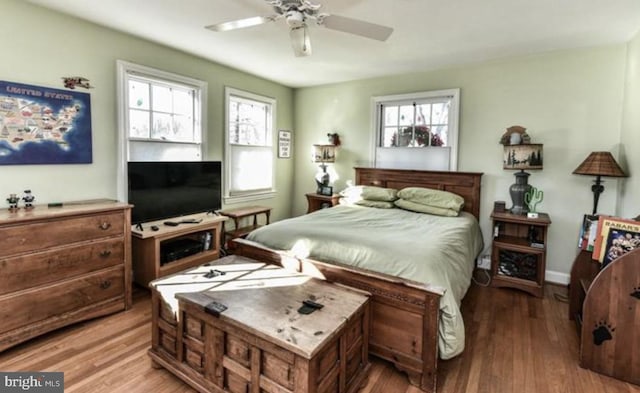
[233,238,443,393]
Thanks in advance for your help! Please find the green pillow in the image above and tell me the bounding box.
[355,199,396,209]
[397,187,464,211]
[394,199,460,217]
[340,186,397,202]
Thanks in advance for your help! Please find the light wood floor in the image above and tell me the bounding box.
[1,282,639,393]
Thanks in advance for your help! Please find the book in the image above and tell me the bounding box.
[592,215,614,261]
[592,216,640,263]
[601,227,640,267]
[577,214,599,251]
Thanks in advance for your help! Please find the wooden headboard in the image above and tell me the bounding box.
[354,167,483,220]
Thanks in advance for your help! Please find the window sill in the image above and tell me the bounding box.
[224,190,276,205]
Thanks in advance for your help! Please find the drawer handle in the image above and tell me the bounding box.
[100,280,112,289]
[99,222,111,230]
[99,250,112,258]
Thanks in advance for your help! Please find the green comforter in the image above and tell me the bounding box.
[246,204,484,359]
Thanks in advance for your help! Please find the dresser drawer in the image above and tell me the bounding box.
[0,266,125,334]
[0,212,124,257]
[0,238,124,296]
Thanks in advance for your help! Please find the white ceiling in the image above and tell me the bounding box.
[26,0,640,88]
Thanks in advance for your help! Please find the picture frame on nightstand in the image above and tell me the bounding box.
[318,185,333,196]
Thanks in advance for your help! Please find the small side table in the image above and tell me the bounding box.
[490,210,552,298]
[306,193,340,213]
[218,206,272,252]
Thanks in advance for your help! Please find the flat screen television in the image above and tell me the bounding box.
[127,161,222,224]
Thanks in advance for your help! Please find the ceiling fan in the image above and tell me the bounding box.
[205,0,393,57]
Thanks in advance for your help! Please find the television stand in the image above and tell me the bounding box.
[131,212,228,287]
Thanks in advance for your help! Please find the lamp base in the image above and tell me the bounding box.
[509,171,531,215]
[590,175,604,215]
[314,164,330,191]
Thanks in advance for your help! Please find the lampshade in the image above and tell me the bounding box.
[312,144,336,163]
[572,152,626,178]
[503,144,543,170]
[572,151,627,215]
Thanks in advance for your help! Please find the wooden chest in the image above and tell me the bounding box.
[0,201,132,351]
[149,255,370,393]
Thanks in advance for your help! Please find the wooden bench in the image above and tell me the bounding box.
[219,206,271,251]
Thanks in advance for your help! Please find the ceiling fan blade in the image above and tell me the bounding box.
[320,14,393,41]
[205,15,277,32]
[290,25,312,57]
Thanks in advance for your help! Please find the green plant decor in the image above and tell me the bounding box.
[525,186,544,213]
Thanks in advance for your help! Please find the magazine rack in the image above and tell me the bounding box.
[569,247,640,385]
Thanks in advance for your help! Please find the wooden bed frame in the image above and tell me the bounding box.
[234,167,483,393]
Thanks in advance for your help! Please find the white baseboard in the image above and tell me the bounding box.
[545,270,570,285]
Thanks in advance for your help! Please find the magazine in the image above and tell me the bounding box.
[592,215,640,263]
[601,228,640,267]
[577,214,599,251]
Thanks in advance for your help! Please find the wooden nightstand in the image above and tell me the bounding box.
[306,193,340,213]
[490,210,551,297]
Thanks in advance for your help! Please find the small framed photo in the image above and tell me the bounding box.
[318,185,333,196]
[278,130,292,158]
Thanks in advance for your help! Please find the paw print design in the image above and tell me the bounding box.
[631,286,640,300]
[592,320,615,346]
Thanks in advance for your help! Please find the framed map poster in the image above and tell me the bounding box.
[0,80,92,165]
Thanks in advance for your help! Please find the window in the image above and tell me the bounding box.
[116,61,207,201]
[224,87,276,203]
[372,89,459,171]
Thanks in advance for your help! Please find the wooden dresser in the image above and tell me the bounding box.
[0,201,132,351]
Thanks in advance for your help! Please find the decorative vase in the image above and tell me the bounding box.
[509,171,531,215]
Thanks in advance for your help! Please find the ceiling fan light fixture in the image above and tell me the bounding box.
[290,25,312,57]
[285,10,305,28]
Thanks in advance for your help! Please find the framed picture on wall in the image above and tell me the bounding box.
[278,130,292,158]
[0,80,93,165]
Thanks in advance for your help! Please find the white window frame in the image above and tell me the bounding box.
[224,87,276,204]
[370,88,460,171]
[116,60,207,202]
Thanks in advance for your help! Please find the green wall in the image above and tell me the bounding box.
[620,30,640,218]
[3,0,636,280]
[1,0,295,220]
[293,46,628,280]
